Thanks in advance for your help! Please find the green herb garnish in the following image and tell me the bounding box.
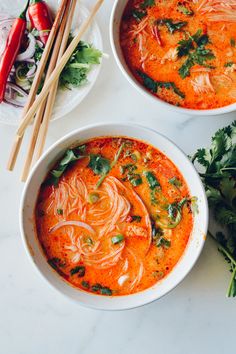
[94,143,125,188]
[144,171,161,205]
[128,173,143,186]
[131,215,142,222]
[157,18,187,34]
[169,177,182,188]
[224,62,234,67]
[230,38,236,48]
[81,280,90,289]
[88,154,111,176]
[132,9,147,21]
[100,287,113,296]
[132,0,155,21]
[177,30,215,78]
[70,266,85,277]
[151,223,170,248]
[91,283,102,292]
[111,234,124,244]
[156,237,171,248]
[60,40,102,89]
[49,148,85,186]
[91,283,112,295]
[57,208,63,215]
[137,70,185,99]
[48,258,66,270]
[144,171,160,189]
[167,198,188,228]
[192,121,236,297]
[177,2,193,16]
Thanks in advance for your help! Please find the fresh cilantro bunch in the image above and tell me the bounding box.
[192,121,236,297]
[59,40,102,89]
[177,29,215,78]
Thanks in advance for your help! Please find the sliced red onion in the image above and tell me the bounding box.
[23,58,35,64]
[27,64,36,78]
[49,221,95,234]
[4,96,25,107]
[16,33,36,61]
[0,13,11,20]
[36,39,44,48]
[0,18,15,29]
[6,82,28,97]
[4,84,27,107]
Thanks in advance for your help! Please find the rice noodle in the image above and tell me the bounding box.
[191,73,215,94]
[46,174,151,277]
[49,220,95,234]
[198,0,236,22]
[126,247,144,290]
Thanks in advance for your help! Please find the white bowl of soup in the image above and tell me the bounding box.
[20,123,208,310]
[110,0,236,115]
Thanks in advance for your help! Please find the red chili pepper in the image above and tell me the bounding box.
[0,0,30,103]
[28,0,52,46]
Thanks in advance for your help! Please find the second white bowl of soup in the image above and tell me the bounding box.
[110,0,236,115]
[20,123,208,310]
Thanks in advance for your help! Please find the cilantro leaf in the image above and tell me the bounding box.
[60,40,101,89]
[49,148,85,185]
[157,18,187,34]
[137,70,185,98]
[177,30,215,78]
[144,171,160,189]
[88,155,111,175]
[177,3,193,16]
[169,177,182,188]
[141,0,155,8]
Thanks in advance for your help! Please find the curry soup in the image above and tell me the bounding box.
[120,0,236,109]
[35,137,194,296]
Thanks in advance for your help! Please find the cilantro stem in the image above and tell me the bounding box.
[227,266,236,297]
[208,231,236,266]
[96,143,125,189]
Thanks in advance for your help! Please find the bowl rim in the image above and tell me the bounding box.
[19,122,209,310]
[109,0,236,116]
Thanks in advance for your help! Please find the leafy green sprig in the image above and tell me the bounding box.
[192,121,236,297]
[132,0,155,21]
[177,29,215,78]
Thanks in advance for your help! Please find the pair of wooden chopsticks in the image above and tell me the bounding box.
[7,0,104,181]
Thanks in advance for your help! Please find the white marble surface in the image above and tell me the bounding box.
[0,1,236,353]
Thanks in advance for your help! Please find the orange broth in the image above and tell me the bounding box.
[120,0,236,109]
[35,137,193,296]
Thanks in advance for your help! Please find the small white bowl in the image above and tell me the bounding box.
[0,2,102,126]
[20,123,208,310]
[110,0,236,116]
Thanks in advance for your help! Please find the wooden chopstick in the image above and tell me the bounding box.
[21,0,72,182]
[13,0,104,139]
[7,0,68,171]
[34,0,78,163]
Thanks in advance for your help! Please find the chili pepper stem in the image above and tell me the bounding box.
[31,0,43,4]
[19,0,31,19]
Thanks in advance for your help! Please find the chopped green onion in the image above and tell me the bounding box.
[87,192,99,204]
[144,171,160,189]
[111,234,124,244]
